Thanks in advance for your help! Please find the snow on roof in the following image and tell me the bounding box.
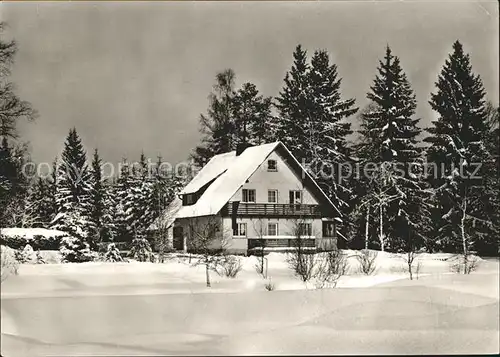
[0,228,68,239]
[175,141,341,219]
[180,151,235,194]
[148,196,183,231]
[176,142,280,218]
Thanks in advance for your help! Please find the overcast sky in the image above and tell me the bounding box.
[2,0,499,166]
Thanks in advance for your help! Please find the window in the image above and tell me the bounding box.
[233,223,247,237]
[268,189,278,203]
[184,194,195,206]
[268,222,278,236]
[242,189,256,203]
[299,223,312,237]
[289,190,302,204]
[322,221,336,238]
[267,159,277,171]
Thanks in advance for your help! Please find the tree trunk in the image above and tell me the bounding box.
[461,197,468,275]
[205,262,211,287]
[365,204,370,250]
[379,204,384,252]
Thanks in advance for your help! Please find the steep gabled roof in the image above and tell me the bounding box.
[180,151,234,194]
[174,141,341,219]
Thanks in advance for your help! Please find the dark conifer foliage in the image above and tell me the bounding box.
[425,40,496,255]
[354,46,431,252]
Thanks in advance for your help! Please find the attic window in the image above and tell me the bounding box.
[267,159,277,172]
[185,194,195,205]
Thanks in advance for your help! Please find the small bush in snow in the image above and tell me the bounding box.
[286,250,317,283]
[450,254,480,274]
[59,236,97,263]
[35,250,46,264]
[264,279,275,291]
[103,243,124,262]
[1,246,19,283]
[129,237,154,262]
[313,249,348,289]
[15,244,36,264]
[215,255,242,278]
[356,249,378,275]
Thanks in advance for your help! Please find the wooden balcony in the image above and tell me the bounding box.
[221,202,323,218]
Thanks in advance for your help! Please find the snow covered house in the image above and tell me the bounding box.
[150,142,341,254]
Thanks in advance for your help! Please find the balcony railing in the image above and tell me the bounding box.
[221,202,323,218]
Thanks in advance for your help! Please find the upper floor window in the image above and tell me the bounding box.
[267,159,277,172]
[242,189,256,203]
[183,193,195,206]
[289,190,302,204]
[268,189,278,203]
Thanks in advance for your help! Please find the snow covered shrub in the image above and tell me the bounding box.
[103,243,124,262]
[356,249,378,275]
[1,246,19,283]
[129,237,154,262]
[450,254,480,274]
[35,250,46,264]
[313,249,348,289]
[287,250,317,282]
[264,279,275,291]
[216,255,242,278]
[59,236,97,263]
[14,244,36,264]
[0,229,65,250]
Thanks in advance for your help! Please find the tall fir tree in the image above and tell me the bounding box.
[276,45,358,242]
[87,148,113,248]
[425,41,495,257]
[114,158,134,242]
[275,45,311,161]
[307,49,358,242]
[51,128,92,240]
[232,82,275,146]
[192,69,237,166]
[355,46,431,252]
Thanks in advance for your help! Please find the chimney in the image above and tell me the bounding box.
[236,142,252,156]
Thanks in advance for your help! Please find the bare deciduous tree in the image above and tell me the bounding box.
[186,216,231,287]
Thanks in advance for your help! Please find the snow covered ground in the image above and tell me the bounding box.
[1,248,498,355]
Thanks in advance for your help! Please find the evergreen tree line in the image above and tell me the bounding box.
[1,19,498,260]
[24,129,186,249]
[193,42,499,257]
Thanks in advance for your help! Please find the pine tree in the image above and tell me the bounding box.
[355,46,431,252]
[232,82,275,146]
[307,49,358,242]
[425,41,494,258]
[87,148,110,248]
[276,46,358,242]
[51,128,92,241]
[275,45,311,161]
[192,69,237,166]
[26,176,56,227]
[114,158,134,242]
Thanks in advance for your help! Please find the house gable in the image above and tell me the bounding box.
[175,141,340,219]
[230,150,319,205]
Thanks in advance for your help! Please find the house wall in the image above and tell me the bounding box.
[222,217,337,254]
[174,215,226,252]
[229,151,319,205]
